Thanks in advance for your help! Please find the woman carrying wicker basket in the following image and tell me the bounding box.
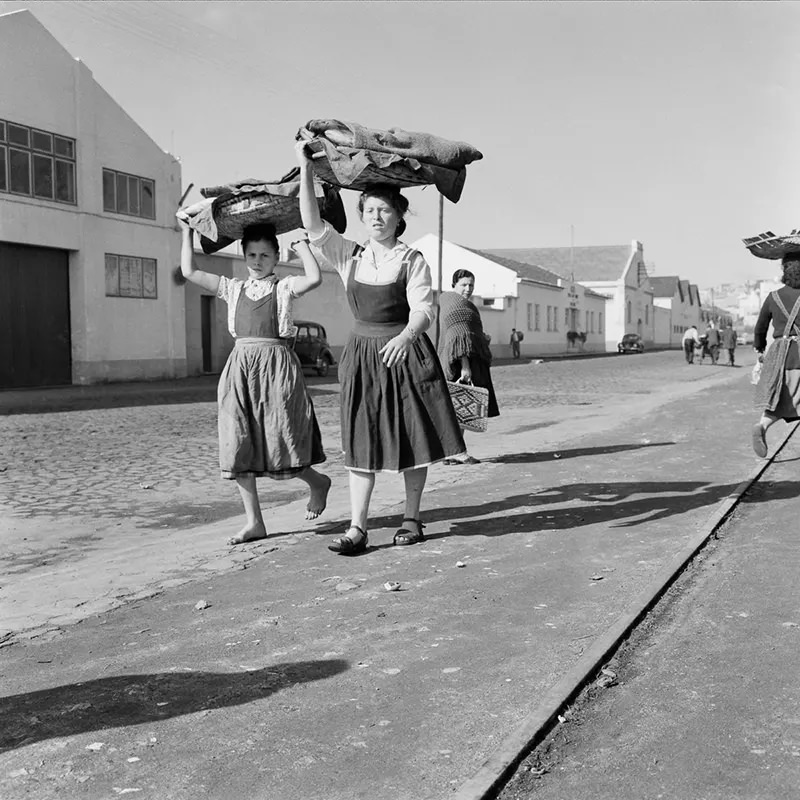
[751,252,800,457]
[295,141,465,554]
[438,269,499,465]
[177,217,330,544]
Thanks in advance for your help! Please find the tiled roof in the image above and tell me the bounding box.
[462,246,563,287]
[649,276,682,299]
[483,245,632,282]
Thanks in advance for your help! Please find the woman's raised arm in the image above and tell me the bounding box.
[295,141,325,239]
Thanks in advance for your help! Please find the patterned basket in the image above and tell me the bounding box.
[743,230,800,260]
[446,380,489,433]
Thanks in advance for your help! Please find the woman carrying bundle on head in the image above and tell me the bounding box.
[751,251,800,458]
[438,269,500,465]
[295,141,466,555]
[177,215,330,544]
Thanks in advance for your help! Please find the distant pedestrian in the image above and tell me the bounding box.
[510,328,522,358]
[438,269,500,465]
[177,216,330,544]
[681,325,699,364]
[705,322,721,364]
[720,323,737,366]
[751,252,800,458]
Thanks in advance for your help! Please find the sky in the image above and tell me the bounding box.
[1,0,798,288]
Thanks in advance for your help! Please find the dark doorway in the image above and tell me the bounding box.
[0,242,71,388]
[201,294,213,373]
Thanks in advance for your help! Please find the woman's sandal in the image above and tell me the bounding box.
[328,525,368,555]
[393,518,426,546]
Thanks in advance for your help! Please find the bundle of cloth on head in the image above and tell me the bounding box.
[743,229,800,260]
[178,167,346,254]
[296,119,483,203]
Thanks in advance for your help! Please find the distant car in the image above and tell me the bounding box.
[292,320,336,376]
[617,333,644,354]
[737,333,751,345]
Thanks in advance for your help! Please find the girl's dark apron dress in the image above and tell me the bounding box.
[217,281,325,480]
[338,247,465,472]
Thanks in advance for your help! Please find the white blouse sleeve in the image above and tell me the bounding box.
[405,250,435,325]
[308,221,360,285]
[216,275,236,304]
[276,277,297,338]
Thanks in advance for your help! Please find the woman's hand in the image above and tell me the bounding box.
[460,364,473,383]
[295,139,313,168]
[379,333,413,368]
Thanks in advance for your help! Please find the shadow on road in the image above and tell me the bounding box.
[0,659,348,752]
[487,441,674,464]
[318,479,800,547]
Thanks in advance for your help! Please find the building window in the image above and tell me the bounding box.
[645,305,649,324]
[534,304,541,331]
[553,307,558,332]
[564,308,569,328]
[526,303,532,331]
[599,312,603,333]
[105,254,158,299]
[590,311,595,333]
[546,306,552,332]
[627,300,632,323]
[0,119,76,204]
[103,168,156,219]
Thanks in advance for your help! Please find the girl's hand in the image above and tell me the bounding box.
[295,139,313,168]
[176,211,191,232]
[379,333,412,368]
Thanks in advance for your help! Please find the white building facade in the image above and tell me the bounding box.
[0,10,184,387]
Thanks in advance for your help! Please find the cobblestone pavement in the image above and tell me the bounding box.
[0,351,751,639]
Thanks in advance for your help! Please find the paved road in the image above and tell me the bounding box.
[499,425,800,800]
[0,351,767,799]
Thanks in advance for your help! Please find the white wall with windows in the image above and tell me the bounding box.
[0,9,184,385]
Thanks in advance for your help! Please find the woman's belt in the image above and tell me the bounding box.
[352,320,407,338]
[234,337,288,346]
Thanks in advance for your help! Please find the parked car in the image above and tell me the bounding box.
[617,333,644,354]
[292,320,336,376]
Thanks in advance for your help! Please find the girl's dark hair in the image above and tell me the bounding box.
[452,269,475,287]
[241,223,279,255]
[782,252,800,289]
[357,184,410,238]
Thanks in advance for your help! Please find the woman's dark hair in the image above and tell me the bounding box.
[241,223,279,255]
[781,252,800,289]
[451,269,475,287]
[357,184,410,238]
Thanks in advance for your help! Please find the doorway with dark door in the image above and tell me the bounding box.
[0,242,72,389]
[201,294,214,373]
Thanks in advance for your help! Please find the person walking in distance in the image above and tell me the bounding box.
[705,321,721,364]
[509,328,522,359]
[681,325,699,364]
[720,322,737,366]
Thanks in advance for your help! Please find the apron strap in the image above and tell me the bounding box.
[775,291,800,338]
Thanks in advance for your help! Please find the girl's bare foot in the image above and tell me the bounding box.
[306,474,332,520]
[227,521,267,545]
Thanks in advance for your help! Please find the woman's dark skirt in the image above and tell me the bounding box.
[338,323,466,472]
[217,338,325,480]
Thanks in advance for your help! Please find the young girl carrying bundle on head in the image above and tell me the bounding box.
[295,141,466,555]
[177,215,331,545]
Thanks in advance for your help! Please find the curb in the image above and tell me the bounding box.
[453,421,799,800]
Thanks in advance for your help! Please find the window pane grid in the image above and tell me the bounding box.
[105,253,157,300]
[104,168,156,219]
[0,119,75,204]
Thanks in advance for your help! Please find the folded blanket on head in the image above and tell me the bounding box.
[743,229,800,260]
[297,120,483,203]
[180,169,346,254]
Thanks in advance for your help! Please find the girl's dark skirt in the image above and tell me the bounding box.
[218,338,325,480]
[338,322,466,472]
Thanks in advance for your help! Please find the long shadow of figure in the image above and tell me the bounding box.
[486,441,674,465]
[333,478,800,545]
[0,659,348,753]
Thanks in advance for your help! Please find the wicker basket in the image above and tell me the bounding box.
[743,230,800,260]
[213,193,304,240]
[446,380,489,433]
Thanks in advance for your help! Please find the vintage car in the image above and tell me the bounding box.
[292,320,336,376]
[617,333,644,354]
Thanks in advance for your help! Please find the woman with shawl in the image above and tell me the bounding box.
[752,252,800,457]
[438,269,500,465]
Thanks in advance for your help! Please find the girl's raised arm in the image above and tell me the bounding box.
[290,239,322,297]
[295,141,325,238]
[177,215,221,294]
